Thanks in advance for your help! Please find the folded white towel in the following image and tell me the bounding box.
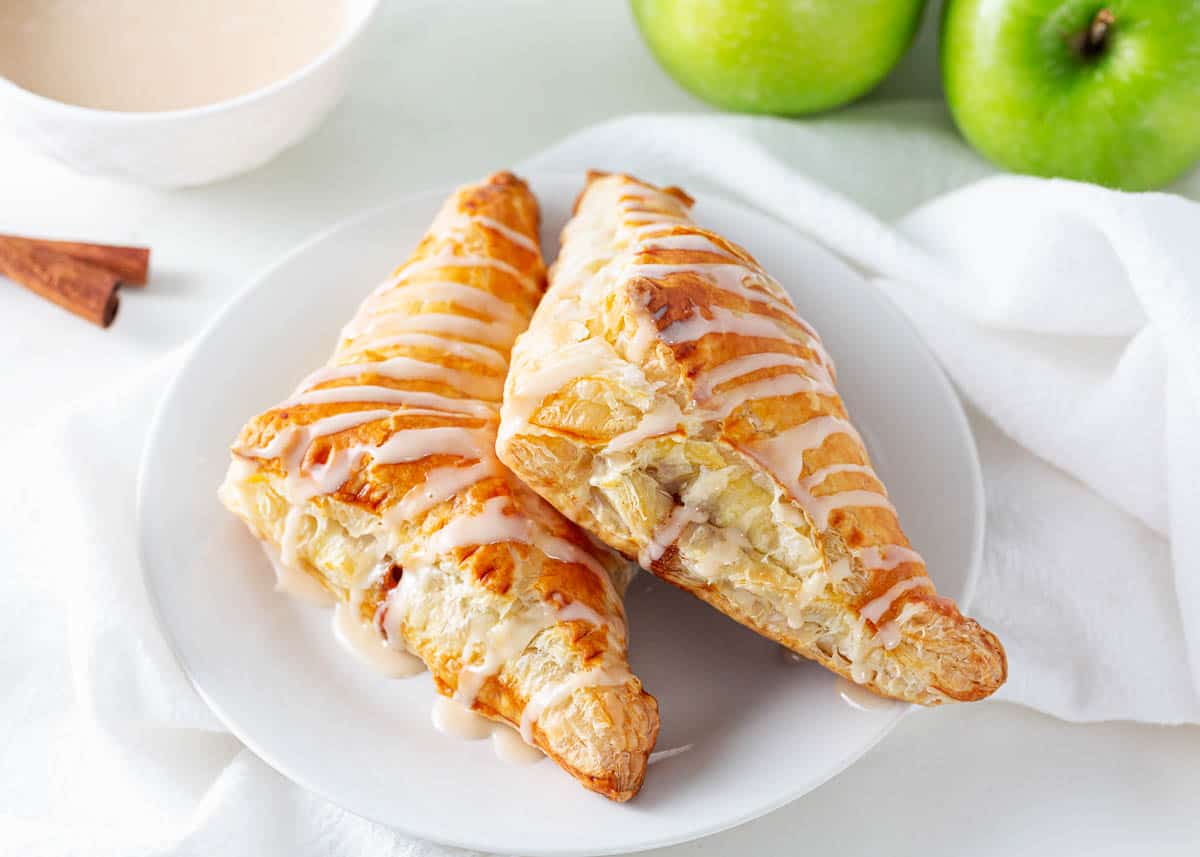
[2,112,1196,857]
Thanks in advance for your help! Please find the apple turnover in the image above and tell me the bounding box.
[219,172,659,800]
[498,172,1006,705]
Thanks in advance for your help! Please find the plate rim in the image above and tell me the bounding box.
[136,172,985,856]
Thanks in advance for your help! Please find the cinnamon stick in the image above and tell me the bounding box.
[0,236,120,327]
[0,234,150,285]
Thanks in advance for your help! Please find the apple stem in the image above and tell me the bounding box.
[1073,8,1115,59]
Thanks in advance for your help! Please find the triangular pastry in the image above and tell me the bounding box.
[219,172,659,800]
[498,172,1006,705]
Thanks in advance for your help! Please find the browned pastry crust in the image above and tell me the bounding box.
[498,171,1006,705]
[220,172,658,800]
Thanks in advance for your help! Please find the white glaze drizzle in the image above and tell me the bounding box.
[432,694,493,739]
[554,599,610,628]
[622,213,691,228]
[388,460,497,523]
[299,355,503,401]
[434,210,539,255]
[648,744,695,766]
[453,609,557,706]
[874,621,902,650]
[425,496,613,588]
[740,416,897,530]
[344,311,516,348]
[362,279,524,325]
[504,337,615,416]
[388,253,540,293]
[828,556,853,583]
[638,504,706,568]
[490,721,547,764]
[434,691,547,764]
[428,496,530,554]
[630,260,791,309]
[874,601,923,650]
[804,490,897,532]
[630,223,791,297]
[519,664,632,742]
[372,425,493,466]
[616,184,685,205]
[627,242,835,367]
[237,409,398,503]
[638,232,736,256]
[286,385,494,418]
[626,313,661,362]
[466,215,540,254]
[261,539,335,606]
[625,218,838,373]
[690,526,752,581]
[431,696,544,765]
[705,372,834,418]
[242,409,394,461]
[860,577,932,624]
[254,419,492,506]
[299,449,362,501]
[693,352,833,400]
[856,544,924,572]
[535,534,613,584]
[660,303,812,348]
[343,331,509,371]
[740,414,862,468]
[332,602,425,677]
[347,257,526,345]
[608,397,684,452]
[836,677,897,711]
[446,595,611,715]
[799,462,878,491]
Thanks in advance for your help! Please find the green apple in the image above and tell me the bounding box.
[631,0,927,115]
[942,0,1200,190]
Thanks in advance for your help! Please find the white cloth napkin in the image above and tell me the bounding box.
[3,111,1198,856]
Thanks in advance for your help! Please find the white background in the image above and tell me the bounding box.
[1,2,1197,854]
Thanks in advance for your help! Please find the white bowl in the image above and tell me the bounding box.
[0,0,379,188]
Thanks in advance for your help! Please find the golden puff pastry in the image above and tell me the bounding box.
[498,171,1006,706]
[219,172,658,801]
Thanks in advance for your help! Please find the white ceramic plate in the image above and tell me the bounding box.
[139,173,984,856]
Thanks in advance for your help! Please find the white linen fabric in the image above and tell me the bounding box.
[2,111,1197,857]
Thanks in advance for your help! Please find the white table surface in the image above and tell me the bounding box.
[2,2,1196,854]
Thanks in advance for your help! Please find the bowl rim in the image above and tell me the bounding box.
[0,0,380,122]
